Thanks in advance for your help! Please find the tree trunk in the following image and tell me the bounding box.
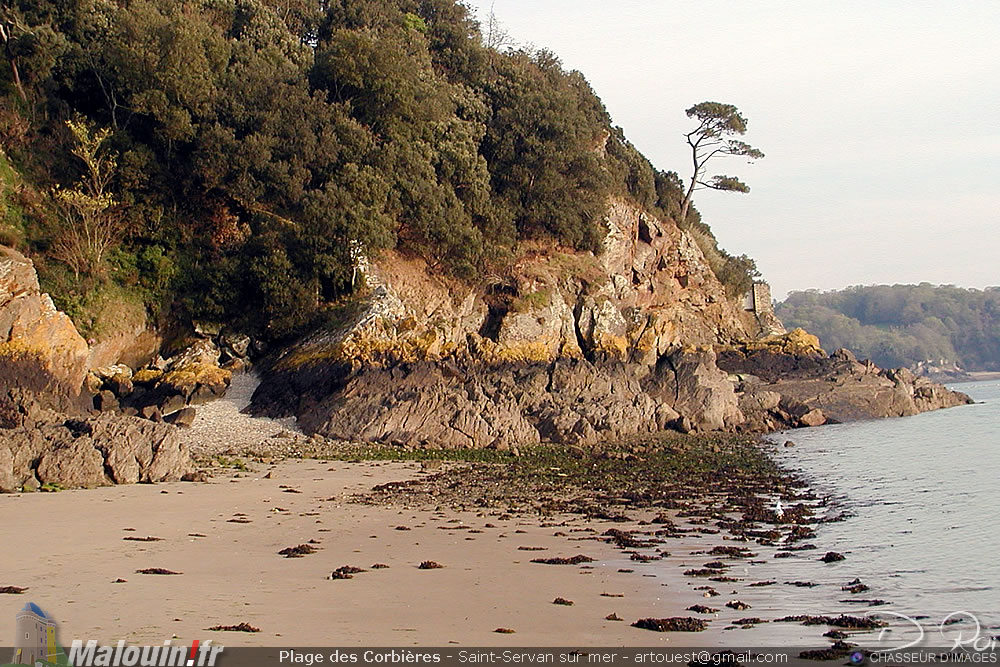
[0,24,27,103]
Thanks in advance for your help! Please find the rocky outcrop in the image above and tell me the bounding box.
[1,245,197,490]
[256,347,744,449]
[269,199,769,374]
[1,246,89,406]
[720,337,974,430]
[252,198,972,448]
[0,414,192,492]
[252,200,787,446]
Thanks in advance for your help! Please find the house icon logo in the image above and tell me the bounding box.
[8,602,66,666]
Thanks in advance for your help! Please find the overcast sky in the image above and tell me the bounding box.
[462,1,1000,299]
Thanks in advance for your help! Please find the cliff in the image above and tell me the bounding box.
[251,199,971,448]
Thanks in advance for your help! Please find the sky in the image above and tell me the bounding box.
[462,1,1000,299]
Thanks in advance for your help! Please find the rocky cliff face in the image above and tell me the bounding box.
[251,198,970,448]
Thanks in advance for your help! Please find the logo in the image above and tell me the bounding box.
[870,610,998,653]
[6,603,224,667]
[67,640,223,667]
[9,602,65,666]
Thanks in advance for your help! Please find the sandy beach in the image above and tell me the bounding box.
[1,459,699,647]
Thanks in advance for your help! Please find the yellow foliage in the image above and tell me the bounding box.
[487,341,552,364]
[592,333,628,359]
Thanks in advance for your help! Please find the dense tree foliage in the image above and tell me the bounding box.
[0,0,758,340]
[777,285,1000,371]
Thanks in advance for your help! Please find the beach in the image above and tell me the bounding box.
[1,459,681,646]
[1,443,888,650]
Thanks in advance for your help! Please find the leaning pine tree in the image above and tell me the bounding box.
[678,102,764,224]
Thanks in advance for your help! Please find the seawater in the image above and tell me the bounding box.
[765,379,1000,638]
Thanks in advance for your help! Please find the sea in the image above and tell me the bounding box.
[758,378,1000,647]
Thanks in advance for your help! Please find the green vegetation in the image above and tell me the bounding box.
[211,455,250,471]
[0,0,759,342]
[777,284,1000,371]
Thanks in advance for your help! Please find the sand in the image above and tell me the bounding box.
[0,459,707,647]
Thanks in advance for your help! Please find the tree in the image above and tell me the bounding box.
[51,118,128,280]
[678,102,763,224]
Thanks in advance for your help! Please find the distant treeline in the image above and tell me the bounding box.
[777,284,1000,371]
[0,0,756,341]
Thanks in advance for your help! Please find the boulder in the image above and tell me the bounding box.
[92,364,132,383]
[1,246,90,396]
[798,408,827,427]
[0,415,193,491]
[220,331,251,359]
[139,405,163,422]
[157,363,231,403]
[831,348,858,363]
[93,390,119,412]
[37,438,107,489]
[658,347,743,432]
[158,393,186,415]
[164,338,220,371]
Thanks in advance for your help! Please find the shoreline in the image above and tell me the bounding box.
[0,436,891,650]
[952,371,1000,383]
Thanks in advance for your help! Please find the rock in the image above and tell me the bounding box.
[220,331,251,359]
[164,407,196,428]
[0,445,16,492]
[784,440,796,447]
[651,347,743,432]
[106,375,134,399]
[93,364,132,383]
[93,365,135,399]
[798,408,826,427]
[158,363,231,402]
[739,390,782,413]
[158,393,186,415]
[37,438,108,488]
[164,338,220,371]
[132,369,164,386]
[831,348,857,363]
[0,246,90,395]
[94,390,119,412]
[139,405,163,422]
[718,344,971,425]
[0,415,192,490]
